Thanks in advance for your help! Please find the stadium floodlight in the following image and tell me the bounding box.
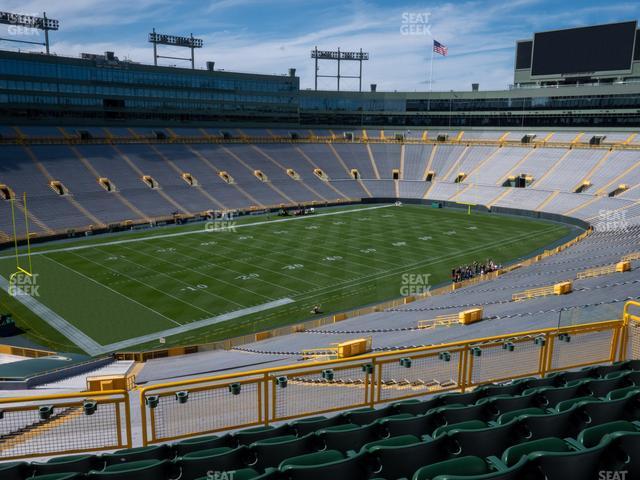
[311,47,370,92]
[0,11,59,54]
[148,28,203,69]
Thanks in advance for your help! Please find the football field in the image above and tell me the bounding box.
[0,204,574,354]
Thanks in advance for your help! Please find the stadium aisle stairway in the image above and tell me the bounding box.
[2,361,640,479]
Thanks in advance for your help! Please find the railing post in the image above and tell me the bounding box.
[265,372,272,426]
[458,347,469,393]
[543,333,555,376]
[140,390,149,447]
[123,391,132,449]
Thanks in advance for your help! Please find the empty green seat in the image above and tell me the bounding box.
[525,442,609,480]
[102,444,170,465]
[555,395,599,412]
[87,459,170,479]
[607,386,640,400]
[173,434,232,456]
[501,437,571,467]
[413,455,491,480]
[249,433,317,470]
[369,436,449,479]
[280,450,371,480]
[343,406,393,425]
[447,422,520,459]
[578,420,639,448]
[432,420,487,438]
[33,454,99,475]
[176,446,249,480]
[0,461,28,480]
[392,398,442,416]
[429,460,531,480]
[33,474,85,480]
[316,422,380,452]
[360,434,420,452]
[290,415,345,436]
[380,412,440,438]
[280,449,344,469]
[496,407,545,424]
[234,425,291,446]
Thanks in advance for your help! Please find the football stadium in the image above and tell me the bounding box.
[0,3,640,479]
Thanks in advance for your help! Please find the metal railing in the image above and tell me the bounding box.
[138,314,630,446]
[0,390,131,461]
[577,263,620,280]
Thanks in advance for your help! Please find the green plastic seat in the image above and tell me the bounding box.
[33,474,84,480]
[359,434,420,452]
[343,405,393,425]
[607,386,640,400]
[87,459,169,479]
[182,446,234,459]
[279,449,344,468]
[234,424,290,445]
[291,415,345,436]
[33,454,99,475]
[249,433,317,470]
[280,450,371,480]
[496,407,545,424]
[176,446,249,480]
[555,395,599,412]
[432,420,487,438]
[102,444,170,465]
[316,422,380,452]
[173,434,232,456]
[412,455,490,480]
[501,437,570,467]
[0,461,28,480]
[577,420,639,448]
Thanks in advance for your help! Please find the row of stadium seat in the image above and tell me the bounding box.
[2,360,639,480]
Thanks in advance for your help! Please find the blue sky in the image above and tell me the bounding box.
[2,0,640,91]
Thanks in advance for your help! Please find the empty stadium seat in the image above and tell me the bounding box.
[175,446,249,480]
[86,459,170,479]
[279,450,372,480]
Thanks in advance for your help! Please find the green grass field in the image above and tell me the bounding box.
[0,204,575,353]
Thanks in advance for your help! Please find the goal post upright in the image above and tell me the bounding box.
[456,201,476,215]
[9,192,34,278]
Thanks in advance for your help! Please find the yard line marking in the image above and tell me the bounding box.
[43,255,182,326]
[68,250,222,316]
[1,204,394,259]
[115,242,289,297]
[85,247,248,309]
[158,234,375,286]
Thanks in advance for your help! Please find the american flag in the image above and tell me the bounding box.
[433,40,448,56]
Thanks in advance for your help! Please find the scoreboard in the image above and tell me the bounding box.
[514,21,639,85]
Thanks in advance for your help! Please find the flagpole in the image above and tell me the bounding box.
[428,40,434,110]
